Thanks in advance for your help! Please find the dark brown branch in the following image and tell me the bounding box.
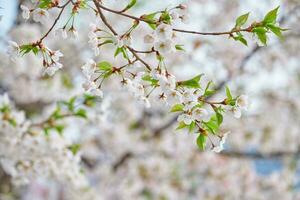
[220,149,300,159]
[112,152,133,171]
[39,0,72,42]
[110,148,300,171]
[127,47,152,71]
[151,5,300,137]
[172,27,253,36]
[96,4,257,37]
[92,0,118,35]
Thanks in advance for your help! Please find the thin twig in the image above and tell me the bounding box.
[39,0,72,42]
[127,47,152,71]
[92,0,117,35]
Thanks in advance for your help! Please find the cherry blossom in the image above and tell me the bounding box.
[32,8,49,24]
[0,0,295,199]
[7,41,20,61]
[20,5,30,20]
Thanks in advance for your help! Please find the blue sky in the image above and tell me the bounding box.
[0,0,17,37]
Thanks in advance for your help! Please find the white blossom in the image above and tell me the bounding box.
[211,145,223,153]
[55,28,68,39]
[43,62,62,76]
[155,24,173,40]
[212,132,229,153]
[154,39,174,56]
[166,90,182,105]
[138,96,151,108]
[192,108,210,122]
[32,8,49,24]
[51,50,63,62]
[112,35,124,48]
[182,89,198,103]
[232,106,242,118]
[121,34,132,46]
[177,113,193,125]
[0,93,10,106]
[236,94,249,110]
[7,41,20,61]
[170,12,179,21]
[232,95,249,118]
[144,34,155,44]
[20,5,30,20]
[82,80,103,97]
[69,27,79,39]
[90,88,103,98]
[158,74,176,91]
[81,59,97,80]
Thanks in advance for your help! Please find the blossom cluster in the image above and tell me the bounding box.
[0,94,88,188]
[7,41,64,76]
[0,0,298,198]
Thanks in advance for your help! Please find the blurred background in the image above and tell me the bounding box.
[1,0,300,199]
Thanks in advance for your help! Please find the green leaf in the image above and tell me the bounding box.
[83,94,97,107]
[97,61,112,71]
[54,124,65,135]
[102,39,114,45]
[39,0,52,8]
[253,27,267,34]
[216,112,223,125]
[75,109,87,118]
[189,121,196,133]
[114,47,129,59]
[20,44,39,56]
[203,81,215,97]
[121,47,129,59]
[176,121,188,130]
[212,106,224,125]
[61,73,74,89]
[8,119,17,127]
[225,86,233,101]
[68,144,81,155]
[125,0,137,10]
[160,11,171,24]
[235,12,249,28]
[253,28,267,45]
[114,47,122,57]
[196,134,207,150]
[256,32,267,45]
[237,36,248,46]
[51,107,63,120]
[32,46,39,55]
[267,24,283,39]
[203,115,219,134]
[142,75,159,86]
[0,105,10,113]
[175,44,185,51]
[67,97,76,111]
[263,6,279,24]
[143,13,157,29]
[79,0,88,9]
[170,104,184,112]
[44,127,50,136]
[179,74,203,88]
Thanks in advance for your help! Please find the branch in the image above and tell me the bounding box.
[39,0,72,42]
[151,4,300,137]
[127,47,152,71]
[172,27,253,36]
[112,152,133,171]
[110,148,300,171]
[94,3,255,37]
[220,149,300,159]
[92,0,117,35]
